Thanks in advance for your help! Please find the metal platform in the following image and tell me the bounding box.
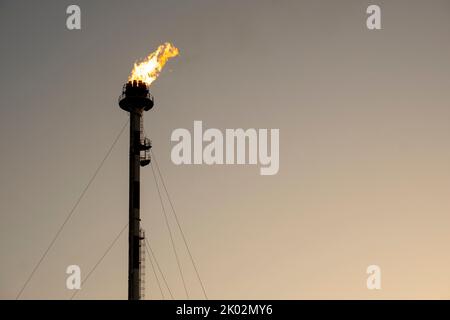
[118,80,154,112]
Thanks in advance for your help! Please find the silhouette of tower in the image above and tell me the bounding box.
[118,80,153,300]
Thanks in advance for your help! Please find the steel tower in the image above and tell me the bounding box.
[118,80,153,300]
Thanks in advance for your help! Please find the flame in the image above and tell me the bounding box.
[128,42,179,85]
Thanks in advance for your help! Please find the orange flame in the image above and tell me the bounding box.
[128,42,179,85]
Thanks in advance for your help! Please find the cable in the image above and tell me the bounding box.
[150,163,190,299]
[145,238,174,300]
[16,119,129,300]
[144,238,165,299]
[71,223,128,300]
[143,128,207,299]
[150,150,208,299]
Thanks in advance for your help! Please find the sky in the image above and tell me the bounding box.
[1,0,450,299]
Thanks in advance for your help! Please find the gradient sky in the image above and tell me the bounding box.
[1,0,450,299]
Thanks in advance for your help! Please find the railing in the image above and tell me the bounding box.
[118,91,154,104]
[139,229,146,300]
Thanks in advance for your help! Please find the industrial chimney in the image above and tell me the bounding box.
[118,80,153,300]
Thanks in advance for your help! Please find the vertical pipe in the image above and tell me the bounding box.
[128,110,141,300]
